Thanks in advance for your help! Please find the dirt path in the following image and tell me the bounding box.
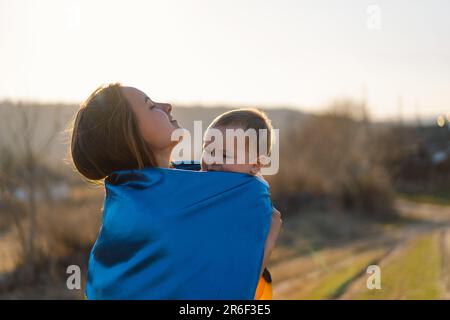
[396,198,450,223]
[339,200,450,299]
[271,198,450,299]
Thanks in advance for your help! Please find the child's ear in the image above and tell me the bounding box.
[257,155,271,168]
[250,157,264,175]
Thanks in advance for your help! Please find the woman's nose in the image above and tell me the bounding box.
[159,103,172,114]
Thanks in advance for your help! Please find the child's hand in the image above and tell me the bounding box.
[268,207,282,253]
[272,207,281,219]
[260,207,282,277]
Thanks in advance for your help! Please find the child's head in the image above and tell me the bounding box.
[202,108,273,175]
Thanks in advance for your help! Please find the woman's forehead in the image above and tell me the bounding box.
[121,86,144,97]
[121,87,149,105]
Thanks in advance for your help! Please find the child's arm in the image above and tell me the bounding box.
[259,207,282,277]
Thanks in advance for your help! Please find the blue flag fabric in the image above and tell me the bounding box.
[86,167,273,299]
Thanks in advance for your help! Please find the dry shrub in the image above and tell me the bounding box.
[269,100,395,216]
[0,183,102,295]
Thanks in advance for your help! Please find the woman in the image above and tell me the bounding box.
[70,83,280,299]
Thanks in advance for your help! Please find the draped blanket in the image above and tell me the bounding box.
[86,167,273,299]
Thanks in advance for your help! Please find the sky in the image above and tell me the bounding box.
[0,0,449,120]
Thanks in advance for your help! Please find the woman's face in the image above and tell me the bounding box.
[121,87,181,151]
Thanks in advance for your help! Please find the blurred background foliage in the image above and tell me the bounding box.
[0,99,449,299]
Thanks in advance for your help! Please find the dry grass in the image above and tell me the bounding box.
[0,185,102,299]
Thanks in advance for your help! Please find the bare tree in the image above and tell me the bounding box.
[0,102,62,281]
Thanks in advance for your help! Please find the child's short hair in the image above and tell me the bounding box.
[207,108,273,156]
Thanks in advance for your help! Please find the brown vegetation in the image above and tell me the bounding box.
[0,99,448,299]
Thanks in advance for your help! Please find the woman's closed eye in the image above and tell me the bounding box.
[145,96,156,109]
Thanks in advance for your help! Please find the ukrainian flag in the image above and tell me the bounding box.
[86,167,272,299]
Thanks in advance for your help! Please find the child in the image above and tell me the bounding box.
[201,108,282,300]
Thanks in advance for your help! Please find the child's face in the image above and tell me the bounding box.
[201,126,261,175]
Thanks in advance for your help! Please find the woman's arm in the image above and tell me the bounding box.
[259,207,282,277]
